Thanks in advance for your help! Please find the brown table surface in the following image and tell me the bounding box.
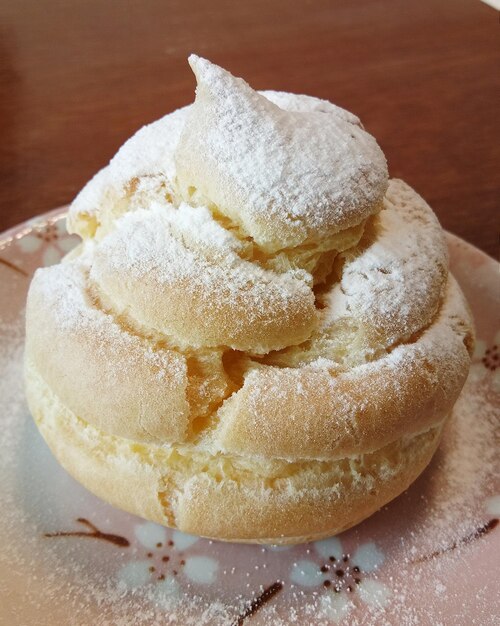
[0,0,498,258]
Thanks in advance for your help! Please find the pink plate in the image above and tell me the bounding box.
[0,209,498,625]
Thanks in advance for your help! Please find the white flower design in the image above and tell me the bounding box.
[117,521,219,593]
[470,331,500,393]
[290,536,390,622]
[485,494,500,517]
[16,218,77,266]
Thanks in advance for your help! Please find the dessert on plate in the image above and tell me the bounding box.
[25,56,473,544]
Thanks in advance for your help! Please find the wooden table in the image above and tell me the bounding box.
[0,0,498,257]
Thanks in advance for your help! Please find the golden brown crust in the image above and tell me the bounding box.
[24,62,474,543]
[25,262,191,443]
[173,427,442,542]
[25,257,472,459]
[24,179,473,541]
[214,276,473,460]
[26,358,443,543]
[88,203,319,354]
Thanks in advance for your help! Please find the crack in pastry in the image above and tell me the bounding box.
[27,356,443,542]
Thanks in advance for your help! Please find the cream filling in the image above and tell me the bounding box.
[29,356,443,491]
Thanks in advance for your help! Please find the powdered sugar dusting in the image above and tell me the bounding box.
[1,226,499,626]
[0,329,497,625]
[67,72,379,247]
[26,258,190,441]
[30,259,182,376]
[402,366,499,554]
[68,106,189,234]
[175,55,388,251]
[88,202,315,352]
[330,178,448,344]
[11,56,498,623]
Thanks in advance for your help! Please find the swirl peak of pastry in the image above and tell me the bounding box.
[175,55,388,252]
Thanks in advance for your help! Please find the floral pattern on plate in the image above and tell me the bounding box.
[0,214,498,626]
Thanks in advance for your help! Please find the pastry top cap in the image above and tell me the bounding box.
[64,56,391,354]
[175,55,388,251]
